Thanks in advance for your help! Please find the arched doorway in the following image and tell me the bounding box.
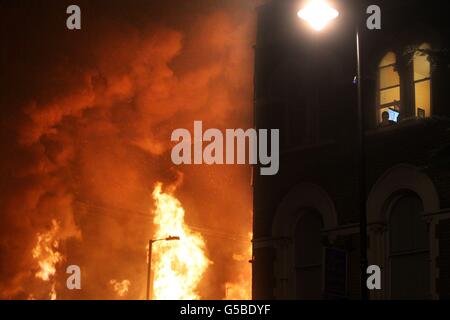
[272,183,337,299]
[367,164,439,299]
[388,192,430,299]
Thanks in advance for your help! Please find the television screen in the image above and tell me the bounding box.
[388,108,400,122]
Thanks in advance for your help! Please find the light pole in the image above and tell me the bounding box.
[298,0,368,300]
[146,236,180,300]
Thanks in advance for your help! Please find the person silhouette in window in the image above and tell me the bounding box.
[380,110,396,128]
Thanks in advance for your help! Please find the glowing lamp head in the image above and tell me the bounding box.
[297,0,339,31]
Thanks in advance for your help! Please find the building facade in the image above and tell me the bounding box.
[252,0,450,299]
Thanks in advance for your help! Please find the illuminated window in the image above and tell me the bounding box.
[413,43,431,118]
[378,52,401,123]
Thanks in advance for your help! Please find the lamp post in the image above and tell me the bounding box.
[298,0,368,300]
[146,236,180,300]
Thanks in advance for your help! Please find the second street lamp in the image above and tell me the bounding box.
[146,236,180,300]
[298,0,369,300]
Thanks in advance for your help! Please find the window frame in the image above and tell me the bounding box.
[386,193,431,299]
[377,53,401,123]
[413,43,433,118]
[293,210,324,299]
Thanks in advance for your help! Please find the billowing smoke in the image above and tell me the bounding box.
[0,0,255,299]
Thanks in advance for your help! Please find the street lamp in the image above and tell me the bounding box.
[146,235,180,300]
[298,0,369,300]
[297,0,339,31]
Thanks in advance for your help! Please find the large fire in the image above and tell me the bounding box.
[150,182,210,300]
[31,219,63,300]
[2,1,254,300]
[224,232,252,300]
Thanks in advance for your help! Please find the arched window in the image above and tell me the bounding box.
[388,193,430,299]
[413,43,432,118]
[294,210,323,299]
[378,52,401,123]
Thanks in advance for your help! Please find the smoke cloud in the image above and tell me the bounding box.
[0,0,255,299]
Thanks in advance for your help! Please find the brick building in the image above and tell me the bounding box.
[252,0,450,299]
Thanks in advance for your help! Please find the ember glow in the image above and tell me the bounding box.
[151,183,210,300]
[110,279,131,297]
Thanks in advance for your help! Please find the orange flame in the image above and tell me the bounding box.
[50,284,57,300]
[224,232,252,300]
[151,182,210,300]
[32,219,63,299]
[110,279,131,297]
